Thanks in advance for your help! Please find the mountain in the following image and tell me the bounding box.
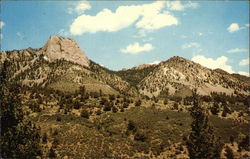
[1,36,249,158]
[42,35,90,67]
[1,36,249,98]
[116,63,158,88]
[0,35,135,95]
[118,56,249,97]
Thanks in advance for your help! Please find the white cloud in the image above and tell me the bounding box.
[70,1,179,35]
[245,24,250,27]
[149,61,160,65]
[75,1,91,14]
[238,71,249,77]
[67,1,91,15]
[120,42,154,54]
[239,58,249,66]
[0,21,5,29]
[166,1,198,11]
[135,11,178,31]
[227,23,240,33]
[192,55,234,73]
[0,21,5,39]
[227,48,248,53]
[182,42,200,49]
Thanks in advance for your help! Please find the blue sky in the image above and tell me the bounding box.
[0,1,249,75]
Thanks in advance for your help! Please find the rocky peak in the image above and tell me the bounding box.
[131,64,152,70]
[42,35,89,67]
[166,56,189,63]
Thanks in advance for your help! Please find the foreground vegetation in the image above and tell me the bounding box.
[1,80,249,158]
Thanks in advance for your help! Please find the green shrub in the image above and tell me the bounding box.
[164,99,168,105]
[103,102,112,111]
[135,100,142,107]
[96,109,102,115]
[239,135,249,151]
[211,102,220,115]
[48,148,56,158]
[127,120,136,132]
[112,106,118,113]
[81,109,90,119]
[224,146,234,159]
[173,102,178,110]
[134,131,147,142]
[56,116,62,122]
[123,102,129,108]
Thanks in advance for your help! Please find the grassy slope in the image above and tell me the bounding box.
[32,103,249,158]
[116,65,157,88]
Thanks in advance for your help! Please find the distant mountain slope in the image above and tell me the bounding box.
[119,56,249,97]
[116,64,157,88]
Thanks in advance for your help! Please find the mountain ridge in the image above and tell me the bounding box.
[0,36,249,97]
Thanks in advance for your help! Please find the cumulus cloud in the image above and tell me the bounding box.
[67,1,91,15]
[245,24,250,27]
[227,23,240,33]
[227,48,248,53]
[70,1,179,35]
[182,42,200,49]
[238,71,249,77]
[0,21,5,39]
[120,42,154,54]
[239,58,249,66]
[166,1,198,11]
[0,21,5,29]
[192,55,234,73]
[75,1,91,14]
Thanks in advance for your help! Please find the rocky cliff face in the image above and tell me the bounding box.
[42,35,89,67]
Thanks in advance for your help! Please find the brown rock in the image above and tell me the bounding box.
[42,35,89,67]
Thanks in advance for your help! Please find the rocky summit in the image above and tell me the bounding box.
[42,35,89,67]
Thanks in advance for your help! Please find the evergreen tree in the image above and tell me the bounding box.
[187,90,222,159]
[0,60,42,158]
[211,102,220,115]
[224,146,234,159]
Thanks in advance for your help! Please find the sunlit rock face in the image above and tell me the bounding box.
[43,35,89,67]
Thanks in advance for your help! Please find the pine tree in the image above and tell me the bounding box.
[224,146,234,159]
[0,60,42,158]
[187,90,222,159]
